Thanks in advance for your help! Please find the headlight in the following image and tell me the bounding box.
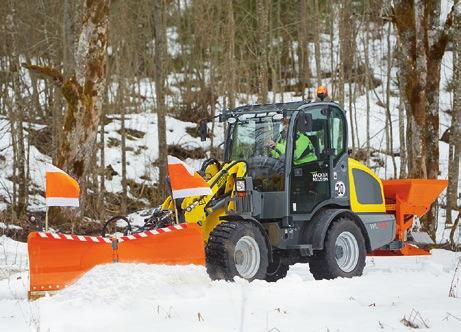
[236,179,246,192]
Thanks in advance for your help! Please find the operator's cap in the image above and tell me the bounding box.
[316,86,328,100]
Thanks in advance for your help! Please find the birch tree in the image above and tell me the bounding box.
[23,0,111,207]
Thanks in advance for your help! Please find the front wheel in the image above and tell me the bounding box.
[206,221,269,281]
[309,217,366,280]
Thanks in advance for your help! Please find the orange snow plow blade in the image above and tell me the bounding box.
[371,179,448,256]
[28,223,205,299]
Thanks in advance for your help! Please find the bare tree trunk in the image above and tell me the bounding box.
[363,4,371,165]
[392,0,456,237]
[385,22,397,178]
[448,9,461,232]
[329,0,336,97]
[98,86,107,220]
[153,0,168,195]
[397,71,407,178]
[225,0,236,109]
[268,1,278,103]
[269,18,278,103]
[338,0,352,106]
[22,0,111,218]
[256,0,269,103]
[348,80,356,155]
[210,58,216,150]
[7,0,27,217]
[352,82,360,149]
[313,0,322,87]
[63,0,75,78]
[58,0,110,207]
[8,113,18,220]
[119,79,127,214]
[298,0,311,99]
[28,56,42,116]
[52,87,62,163]
[39,0,62,163]
[393,1,426,180]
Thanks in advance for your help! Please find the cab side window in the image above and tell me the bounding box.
[330,107,346,162]
[291,107,328,166]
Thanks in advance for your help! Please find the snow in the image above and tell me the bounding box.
[0,222,22,230]
[0,237,460,332]
[0,235,28,279]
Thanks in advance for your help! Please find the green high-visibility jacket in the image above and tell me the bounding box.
[271,132,317,165]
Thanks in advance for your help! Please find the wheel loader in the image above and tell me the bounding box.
[27,99,448,298]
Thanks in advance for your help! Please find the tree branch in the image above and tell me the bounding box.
[430,5,456,60]
[21,63,64,87]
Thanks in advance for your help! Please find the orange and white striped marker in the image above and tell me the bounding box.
[45,164,80,207]
[167,156,212,199]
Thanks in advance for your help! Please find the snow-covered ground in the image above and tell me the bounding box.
[0,236,460,332]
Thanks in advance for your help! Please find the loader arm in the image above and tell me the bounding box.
[158,160,247,241]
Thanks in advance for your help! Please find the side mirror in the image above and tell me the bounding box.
[321,107,332,117]
[199,120,208,141]
[297,112,313,132]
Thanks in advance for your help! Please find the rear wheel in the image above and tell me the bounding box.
[265,253,289,282]
[309,217,366,280]
[206,221,269,281]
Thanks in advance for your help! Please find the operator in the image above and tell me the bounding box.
[267,117,317,165]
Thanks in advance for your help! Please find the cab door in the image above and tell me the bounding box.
[289,107,331,214]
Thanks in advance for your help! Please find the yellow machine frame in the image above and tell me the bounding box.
[161,161,247,241]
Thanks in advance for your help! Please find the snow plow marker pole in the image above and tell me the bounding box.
[28,223,205,299]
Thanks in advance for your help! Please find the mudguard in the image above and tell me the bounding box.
[302,208,372,252]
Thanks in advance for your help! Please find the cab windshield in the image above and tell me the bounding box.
[229,113,286,192]
[229,114,285,160]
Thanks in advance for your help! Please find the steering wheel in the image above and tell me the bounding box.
[101,215,132,237]
[246,155,285,176]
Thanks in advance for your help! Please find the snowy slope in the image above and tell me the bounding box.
[0,238,460,332]
[103,112,223,193]
[0,235,28,279]
[0,113,223,211]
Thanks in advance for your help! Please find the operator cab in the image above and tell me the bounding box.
[221,101,348,220]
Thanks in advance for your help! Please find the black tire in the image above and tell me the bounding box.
[309,217,366,280]
[265,253,289,282]
[206,221,269,281]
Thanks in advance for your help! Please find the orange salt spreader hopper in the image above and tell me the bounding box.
[370,179,448,256]
[28,223,205,299]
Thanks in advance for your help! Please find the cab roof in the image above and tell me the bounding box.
[220,100,341,122]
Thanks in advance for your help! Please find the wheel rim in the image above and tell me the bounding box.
[335,231,359,273]
[234,236,261,279]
